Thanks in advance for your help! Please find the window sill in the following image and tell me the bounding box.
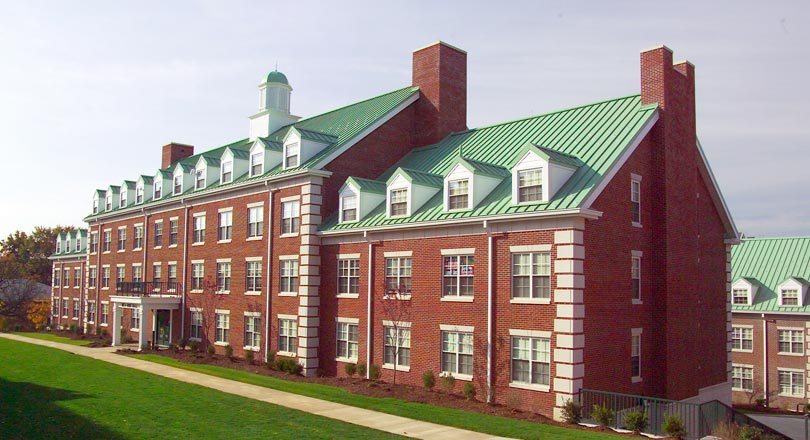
[243,346,260,352]
[732,349,754,353]
[383,363,411,372]
[245,291,262,296]
[336,357,358,364]
[632,376,643,383]
[277,351,296,358]
[246,236,263,241]
[217,239,232,244]
[442,373,472,382]
[279,233,299,239]
[779,393,805,398]
[214,341,229,347]
[777,352,804,357]
[632,222,642,228]
[192,242,205,246]
[100,323,108,327]
[732,387,753,392]
[117,250,125,253]
[383,293,411,301]
[510,298,551,305]
[188,337,201,342]
[509,381,550,392]
[169,244,178,248]
[632,299,643,305]
[101,287,109,291]
[154,246,162,250]
[72,317,79,320]
[103,251,110,254]
[133,247,143,252]
[278,292,297,297]
[190,290,203,294]
[336,293,360,299]
[131,328,139,332]
[216,291,230,295]
[441,296,474,303]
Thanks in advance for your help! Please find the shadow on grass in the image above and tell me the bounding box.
[0,378,125,440]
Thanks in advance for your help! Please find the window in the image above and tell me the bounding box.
[631,333,641,378]
[75,238,80,251]
[62,299,68,317]
[101,303,108,325]
[133,225,143,249]
[218,211,232,241]
[250,152,263,176]
[190,310,203,340]
[132,265,142,283]
[779,370,804,396]
[92,198,99,214]
[154,222,163,247]
[169,219,178,245]
[73,268,81,288]
[512,252,551,299]
[120,190,127,208]
[56,240,62,254]
[511,336,551,386]
[389,188,408,216]
[64,269,69,287]
[103,231,111,252]
[66,240,71,253]
[443,255,474,297]
[248,206,264,238]
[173,174,182,195]
[131,308,141,330]
[193,215,205,243]
[117,228,126,251]
[384,326,411,368]
[281,201,300,235]
[116,266,125,285]
[216,262,231,292]
[191,263,204,291]
[72,299,79,319]
[778,329,803,354]
[732,327,753,351]
[631,256,641,301]
[246,261,262,292]
[105,193,112,211]
[336,321,359,360]
[732,288,749,305]
[167,263,177,291]
[280,259,298,293]
[221,160,233,183]
[215,311,230,344]
[285,142,299,168]
[152,264,162,289]
[135,185,144,204]
[631,179,641,224]
[153,179,162,199]
[341,195,357,222]
[89,233,98,253]
[385,257,412,295]
[781,288,799,306]
[278,318,297,354]
[244,314,261,350]
[88,267,97,288]
[52,298,59,316]
[517,168,542,203]
[442,331,473,376]
[195,168,205,189]
[101,267,110,289]
[53,270,61,287]
[338,259,360,295]
[732,365,753,391]
[447,179,469,210]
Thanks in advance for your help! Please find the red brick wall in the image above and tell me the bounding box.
[161,143,194,169]
[412,42,467,147]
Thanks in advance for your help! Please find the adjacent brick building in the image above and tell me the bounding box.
[50,229,89,329]
[54,42,737,418]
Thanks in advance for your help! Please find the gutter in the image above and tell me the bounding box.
[264,184,276,359]
[180,201,189,340]
[486,226,493,403]
[365,232,375,379]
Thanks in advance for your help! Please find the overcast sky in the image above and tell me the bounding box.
[1,1,807,239]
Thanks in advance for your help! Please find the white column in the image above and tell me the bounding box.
[111,304,122,346]
[297,181,323,377]
[138,306,149,351]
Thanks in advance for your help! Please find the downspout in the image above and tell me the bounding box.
[180,201,189,339]
[59,261,64,326]
[95,224,101,329]
[487,221,493,403]
[762,314,768,404]
[264,184,276,359]
[142,210,149,343]
[366,234,374,379]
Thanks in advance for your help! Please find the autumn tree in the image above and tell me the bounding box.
[27,299,51,329]
[185,276,225,351]
[380,284,412,385]
[1,225,76,285]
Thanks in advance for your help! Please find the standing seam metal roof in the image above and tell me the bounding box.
[731,237,810,313]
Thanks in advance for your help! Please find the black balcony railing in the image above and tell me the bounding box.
[115,281,181,296]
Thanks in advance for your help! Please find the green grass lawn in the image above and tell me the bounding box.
[133,354,622,440]
[10,331,92,346]
[0,338,405,440]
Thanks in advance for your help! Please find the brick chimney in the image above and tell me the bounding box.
[161,142,195,169]
[412,41,467,147]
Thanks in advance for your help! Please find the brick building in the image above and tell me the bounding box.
[55,42,737,418]
[49,229,89,328]
[731,237,810,410]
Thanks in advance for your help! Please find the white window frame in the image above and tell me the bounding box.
[130,308,141,331]
[216,260,231,294]
[510,248,551,303]
[385,256,412,296]
[284,142,299,168]
[732,288,749,305]
[778,368,805,397]
[277,315,297,356]
[153,178,162,199]
[336,318,359,362]
[119,189,127,208]
[279,257,299,296]
[732,326,754,352]
[221,160,233,184]
[516,167,543,203]
[280,199,300,236]
[441,328,474,380]
[195,167,206,190]
[133,224,143,250]
[780,288,800,306]
[446,178,470,211]
[250,151,263,176]
[100,301,109,326]
[189,308,203,341]
[337,258,360,298]
[631,176,642,227]
[383,323,411,371]
[173,174,183,195]
[192,214,206,244]
[732,364,754,391]
[245,258,262,294]
[340,194,358,223]
[442,254,474,299]
[388,187,409,217]
[247,204,264,239]
[777,328,804,355]
[214,310,230,346]
[509,330,551,391]
[631,328,642,382]
[135,185,144,204]
[632,251,642,304]
[191,261,204,292]
[218,209,232,242]
[243,313,261,351]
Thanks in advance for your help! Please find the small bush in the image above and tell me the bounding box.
[711,420,739,439]
[178,338,187,350]
[274,358,303,375]
[345,363,357,377]
[422,371,436,390]
[592,403,615,427]
[245,349,254,364]
[206,344,215,357]
[266,350,276,366]
[623,410,648,434]
[224,344,233,359]
[69,324,77,333]
[440,373,456,394]
[101,328,108,337]
[357,362,367,378]
[86,325,95,336]
[561,399,582,424]
[369,364,381,381]
[462,382,476,400]
[189,340,199,353]
[662,413,686,438]
[737,425,764,440]
[95,326,102,336]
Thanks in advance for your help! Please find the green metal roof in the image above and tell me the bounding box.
[452,156,511,179]
[387,167,443,187]
[289,127,339,144]
[731,237,810,313]
[344,176,386,194]
[264,70,289,85]
[322,94,657,231]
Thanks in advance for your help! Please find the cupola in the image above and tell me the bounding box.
[249,69,301,140]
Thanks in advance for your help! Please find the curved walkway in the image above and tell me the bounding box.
[0,333,513,440]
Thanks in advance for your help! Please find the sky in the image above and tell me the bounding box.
[0,1,808,240]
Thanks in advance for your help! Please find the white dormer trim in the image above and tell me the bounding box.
[387,174,411,217]
[339,184,359,223]
[510,147,580,205]
[220,151,234,184]
[119,187,128,208]
[248,140,282,177]
[731,278,759,306]
[172,164,193,196]
[777,278,809,307]
[92,193,102,214]
[284,140,300,169]
[444,165,473,211]
[194,156,219,191]
[339,178,386,224]
[282,128,332,169]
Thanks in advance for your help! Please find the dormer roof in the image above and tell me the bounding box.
[224,146,251,160]
[344,176,386,194]
[196,155,220,167]
[450,156,510,179]
[121,180,136,190]
[386,167,443,188]
[138,175,154,184]
[283,127,338,145]
[510,142,583,170]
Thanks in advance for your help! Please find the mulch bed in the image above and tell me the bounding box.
[48,329,111,347]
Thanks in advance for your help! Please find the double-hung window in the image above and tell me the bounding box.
[278,318,297,354]
[517,168,542,202]
[385,257,412,295]
[53,270,60,287]
[338,259,360,295]
[153,180,162,199]
[105,194,112,211]
[631,332,642,379]
[441,331,473,377]
[62,299,68,317]
[341,195,357,222]
[732,288,748,305]
[73,268,81,288]
[336,321,359,360]
[447,179,469,210]
[389,189,408,216]
[442,255,474,297]
[383,326,411,368]
[631,178,641,224]
[250,152,263,176]
[154,222,163,247]
[193,215,205,244]
[732,326,753,351]
[167,263,177,291]
[778,329,803,354]
[732,365,753,391]
[511,336,551,386]
[101,267,110,289]
[116,266,125,285]
[135,186,144,204]
[216,262,231,293]
[195,168,205,189]
[190,310,203,340]
[169,219,178,245]
[191,263,204,291]
[152,264,162,290]
[132,265,142,283]
[248,206,263,238]
[511,252,551,299]
[281,201,300,235]
[88,267,97,288]
[781,289,799,306]
[90,233,98,253]
[120,191,127,208]
[72,299,79,319]
[246,260,262,292]
[87,301,96,323]
[101,303,109,325]
[131,308,141,330]
[779,370,804,396]
[285,142,299,168]
[103,231,111,252]
[218,211,232,241]
[244,314,261,350]
[173,175,182,195]
[133,225,143,249]
[280,259,298,294]
[52,298,59,316]
[215,311,230,344]
[221,160,233,183]
[631,255,641,301]
[117,228,126,251]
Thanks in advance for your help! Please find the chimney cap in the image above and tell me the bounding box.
[412,41,467,55]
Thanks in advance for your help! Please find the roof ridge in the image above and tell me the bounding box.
[296,86,418,125]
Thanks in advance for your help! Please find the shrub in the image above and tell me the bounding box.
[189,340,199,353]
[224,344,233,359]
[245,349,254,364]
[95,326,102,336]
[422,371,436,390]
[345,363,357,377]
[86,325,94,336]
[623,410,648,434]
[462,382,476,400]
[74,325,82,335]
[369,364,381,381]
[356,362,367,378]
[206,344,215,357]
[662,413,686,438]
[737,425,764,440]
[266,350,276,368]
[439,373,456,394]
[178,338,187,350]
[70,324,77,333]
[561,399,582,424]
[101,328,108,337]
[592,403,615,427]
[711,421,739,440]
[274,358,303,375]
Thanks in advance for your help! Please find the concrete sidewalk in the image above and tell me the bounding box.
[0,333,514,440]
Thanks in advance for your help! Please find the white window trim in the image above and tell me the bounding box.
[444,173,473,212]
[631,328,642,383]
[383,251,412,258]
[731,325,754,353]
[440,248,476,256]
[631,174,642,228]
[509,244,551,253]
[777,327,805,356]
[387,184,411,218]
[335,317,360,363]
[778,367,806,397]
[512,151,548,204]
[731,363,754,392]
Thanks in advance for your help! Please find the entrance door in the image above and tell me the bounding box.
[156,310,171,347]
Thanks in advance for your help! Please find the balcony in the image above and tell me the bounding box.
[115,281,182,297]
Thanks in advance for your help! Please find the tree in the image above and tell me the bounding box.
[380,284,412,385]
[0,225,75,285]
[0,279,43,320]
[27,299,51,329]
[185,277,225,351]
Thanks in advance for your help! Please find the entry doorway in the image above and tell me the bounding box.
[155,310,171,347]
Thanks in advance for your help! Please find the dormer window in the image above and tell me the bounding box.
[221,160,233,183]
[390,189,408,216]
[154,180,162,199]
[119,191,127,208]
[517,168,542,203]
[285,142,299,168]
[135,186,144,204]
[56,240,61,253]
[92,198,99,214]
[447,179,469,210]
[732,288,749,305]
[66,240,71,253]
[105,194,112,210]
[195,168,205,189]
[250,152,263,176]
[342,195,357,222]
[75,238,80,251]
[173,175,182,195]
[781,289,799,306]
